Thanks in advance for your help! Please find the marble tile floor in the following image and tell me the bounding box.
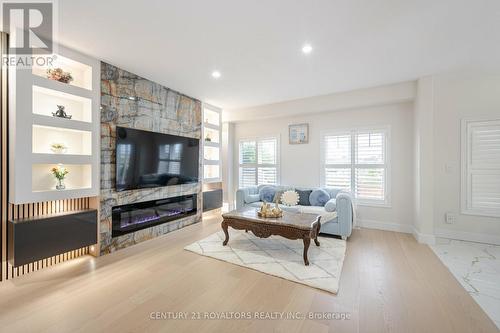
[431,239,500,329]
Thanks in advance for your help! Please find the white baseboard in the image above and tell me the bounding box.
[435,228,500,246]
[412,227,436,245]
[357,221,500,245]
[357,219,413,234]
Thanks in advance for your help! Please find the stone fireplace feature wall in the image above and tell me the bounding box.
[100,62,202,254]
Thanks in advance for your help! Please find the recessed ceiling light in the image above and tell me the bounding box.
[302,44,313,54]
[211,71,221,79]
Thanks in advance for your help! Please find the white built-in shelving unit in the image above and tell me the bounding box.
[202,104,222,183]
[9,45,100,204]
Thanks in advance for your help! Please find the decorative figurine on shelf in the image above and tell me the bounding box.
[52,105,72,119]
[50,143,67,154]
[258,201,283,218]
[46,68,73,84]
[51,165,69,190]
[205,132,212,142]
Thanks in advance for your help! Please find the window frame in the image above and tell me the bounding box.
[320,127,391,207]
[238,136,280,188]
[461,118,500,218]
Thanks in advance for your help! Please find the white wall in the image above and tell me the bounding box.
[431,72,500,243]
[413,77,435,242]
[231,102,415,232]
[224,74,500,244]
[225,81,416,123]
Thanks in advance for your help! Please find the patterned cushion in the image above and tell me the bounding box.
[259,186,276,203]
[296,189,312,206]
[281,190,300,206]
[309,189,330,206]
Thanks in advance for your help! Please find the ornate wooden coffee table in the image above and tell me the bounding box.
[221,207,321,266]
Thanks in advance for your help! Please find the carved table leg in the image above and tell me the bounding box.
[314,223,321,246]
[303,238,311,266]
[221,220,229,246]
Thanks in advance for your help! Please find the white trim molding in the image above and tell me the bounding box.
[357,218,413,234]
[435,228,500,246]
[412,227,437,245]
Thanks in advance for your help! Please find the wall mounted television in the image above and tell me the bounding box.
[115,126,199,192]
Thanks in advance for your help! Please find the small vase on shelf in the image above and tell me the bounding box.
[56,178,65,190]
[51,165,69,190]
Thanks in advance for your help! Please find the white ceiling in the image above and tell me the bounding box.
[58,0,500,110]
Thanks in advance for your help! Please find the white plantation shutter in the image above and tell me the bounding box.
[239,137,279,188]
[355,131,387,201]
[356,133,384,164]
[325,135,351,164]
[325,168,351,191]
[239,141,256,164]
[257,138,278,184]
[355,168,385,200]
[323,134,352,192]
[239,167,257,188]
[258,167,277,184]
[258,139,277,164]
[322,129,389,204]
[463,120,500,216]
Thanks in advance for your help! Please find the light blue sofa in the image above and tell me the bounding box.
[235,185,353,239]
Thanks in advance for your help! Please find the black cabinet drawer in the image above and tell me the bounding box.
[8,209,97,267]
[203,189,223,212]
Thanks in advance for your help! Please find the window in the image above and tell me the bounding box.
[321,128,389,205]
[461,119,500,217]
[239,137,279,188]
[203,105,222,182]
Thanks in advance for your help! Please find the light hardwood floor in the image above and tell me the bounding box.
[0,214,497,333]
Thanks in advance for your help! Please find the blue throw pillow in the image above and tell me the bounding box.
[309,189,330,206]
[325,198,337,212]
[296,189,312,206]
[245,194,260,204]
[323,187,341,199]
[259,186,276,203]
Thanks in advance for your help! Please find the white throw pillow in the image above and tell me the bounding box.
[281,190,299,206]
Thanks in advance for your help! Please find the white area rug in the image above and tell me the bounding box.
[184,229,347,294]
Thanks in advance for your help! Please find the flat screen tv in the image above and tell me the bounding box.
[115,126,199,191]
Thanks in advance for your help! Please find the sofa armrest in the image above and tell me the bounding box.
[235,186,259,209]
[336,192,353,237]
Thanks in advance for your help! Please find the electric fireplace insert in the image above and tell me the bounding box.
[111,194,197,237]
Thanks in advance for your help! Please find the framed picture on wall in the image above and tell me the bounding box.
[289,123,309,144]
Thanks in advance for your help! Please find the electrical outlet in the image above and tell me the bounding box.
[445,163,455,174]
[445,212,456,224]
